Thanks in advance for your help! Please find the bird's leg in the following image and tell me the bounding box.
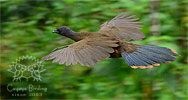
[52,45,68,52]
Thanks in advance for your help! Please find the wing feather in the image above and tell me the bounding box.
[52,49,64,63]
[70,49,78,65]
[58,49,67,64]
[99,14,145,40]
[65,48,72,66]
[82,49,95,66]
[41,37,118,66]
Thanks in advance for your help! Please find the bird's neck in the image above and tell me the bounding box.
[64,31,80,41]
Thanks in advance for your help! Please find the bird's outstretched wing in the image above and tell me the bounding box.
[41,37,118,66]
[99,13,145,41]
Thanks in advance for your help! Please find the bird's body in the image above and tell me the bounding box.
[41,14,179,69]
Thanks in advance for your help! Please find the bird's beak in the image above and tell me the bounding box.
[52,30,58,33]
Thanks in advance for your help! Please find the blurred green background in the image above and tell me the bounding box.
[1,0,188,100]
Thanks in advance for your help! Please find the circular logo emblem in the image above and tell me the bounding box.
[8,55,45,82]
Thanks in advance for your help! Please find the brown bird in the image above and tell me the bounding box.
[41,14,179,69]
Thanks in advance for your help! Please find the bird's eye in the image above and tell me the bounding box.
[56,29,61,33]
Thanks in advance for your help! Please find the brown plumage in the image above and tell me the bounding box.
[41,13,179,69]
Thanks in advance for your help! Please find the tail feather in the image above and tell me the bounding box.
[138,47,176,62]
[128,53,150,66]
[121,45,179,69]
[121,53,135,66]
[132,52,156,65]
[142,45,179,56]
[136,50,168,63]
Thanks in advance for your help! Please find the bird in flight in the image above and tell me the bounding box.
[41,13,179,69]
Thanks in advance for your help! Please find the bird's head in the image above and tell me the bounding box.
[53,26,73,36]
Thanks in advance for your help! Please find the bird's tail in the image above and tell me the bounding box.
[121,45,180,69]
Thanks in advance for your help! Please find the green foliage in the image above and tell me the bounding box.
[1,0,187,100]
